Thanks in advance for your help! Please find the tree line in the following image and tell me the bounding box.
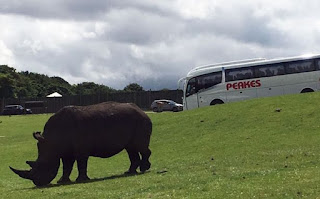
[0,65,144,99]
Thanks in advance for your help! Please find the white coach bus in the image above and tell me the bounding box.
[179,54,320,110]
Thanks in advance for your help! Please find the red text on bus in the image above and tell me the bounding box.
[226,80,261,90]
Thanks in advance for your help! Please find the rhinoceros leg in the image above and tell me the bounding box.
[125,149,141,174]
[139,148,151,172]
[57,157,75,184]
[76,156,90,182]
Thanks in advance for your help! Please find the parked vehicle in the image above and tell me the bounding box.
[151,100,183,112]
[2,105,32,115]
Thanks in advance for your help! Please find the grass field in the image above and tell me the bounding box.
[1,92,320,198]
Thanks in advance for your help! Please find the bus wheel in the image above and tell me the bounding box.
[301,88,314,93]
[210,99,224,105]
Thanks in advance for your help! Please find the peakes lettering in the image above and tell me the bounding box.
[226,80,261,90]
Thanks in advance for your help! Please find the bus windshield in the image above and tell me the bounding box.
[186,78,196,97]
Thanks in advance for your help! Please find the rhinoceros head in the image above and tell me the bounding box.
[10,132,60,186]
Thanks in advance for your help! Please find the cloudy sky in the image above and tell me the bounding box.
[1,0,320,90]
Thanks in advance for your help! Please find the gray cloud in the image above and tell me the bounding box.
[0,0,175,20]
[1,0,320,90]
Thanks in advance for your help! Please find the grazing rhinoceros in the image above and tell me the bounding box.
[10,102,152,186]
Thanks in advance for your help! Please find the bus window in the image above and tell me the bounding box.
[197,71,222,91]
[226,67,254,82]
[255,64,285,78]
[186,78,196,97]
[285,60,315,74]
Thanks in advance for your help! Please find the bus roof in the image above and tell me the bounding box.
[186,54,320,78]
[190,58,266,72]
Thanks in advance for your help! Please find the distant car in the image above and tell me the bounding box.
[2,105,32,115]
[151,100,183,112]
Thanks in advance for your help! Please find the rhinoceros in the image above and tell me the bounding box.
[10,102,152,186]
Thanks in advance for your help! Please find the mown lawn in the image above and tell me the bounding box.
[1,92,320,198]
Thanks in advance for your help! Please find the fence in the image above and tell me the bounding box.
[0,90,183,114]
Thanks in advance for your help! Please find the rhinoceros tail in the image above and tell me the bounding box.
[138,117,152,172]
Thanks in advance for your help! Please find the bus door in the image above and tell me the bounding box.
[185,93,199,110]
[185,78,199,110]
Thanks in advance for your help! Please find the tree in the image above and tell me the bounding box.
[0,65,16,74]
[20,71,75,96]
[123,83,144,92]
[0,65,116,98]
[73,82,115,95]
[0,74,15,98]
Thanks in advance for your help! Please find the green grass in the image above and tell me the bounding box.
[1,92,320,198]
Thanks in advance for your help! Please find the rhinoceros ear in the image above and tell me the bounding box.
[33,132,45,142]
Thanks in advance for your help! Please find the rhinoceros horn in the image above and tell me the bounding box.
[26,161,37,168]
[9,167,32,180]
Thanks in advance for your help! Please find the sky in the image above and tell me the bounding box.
[1,0,320,90]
